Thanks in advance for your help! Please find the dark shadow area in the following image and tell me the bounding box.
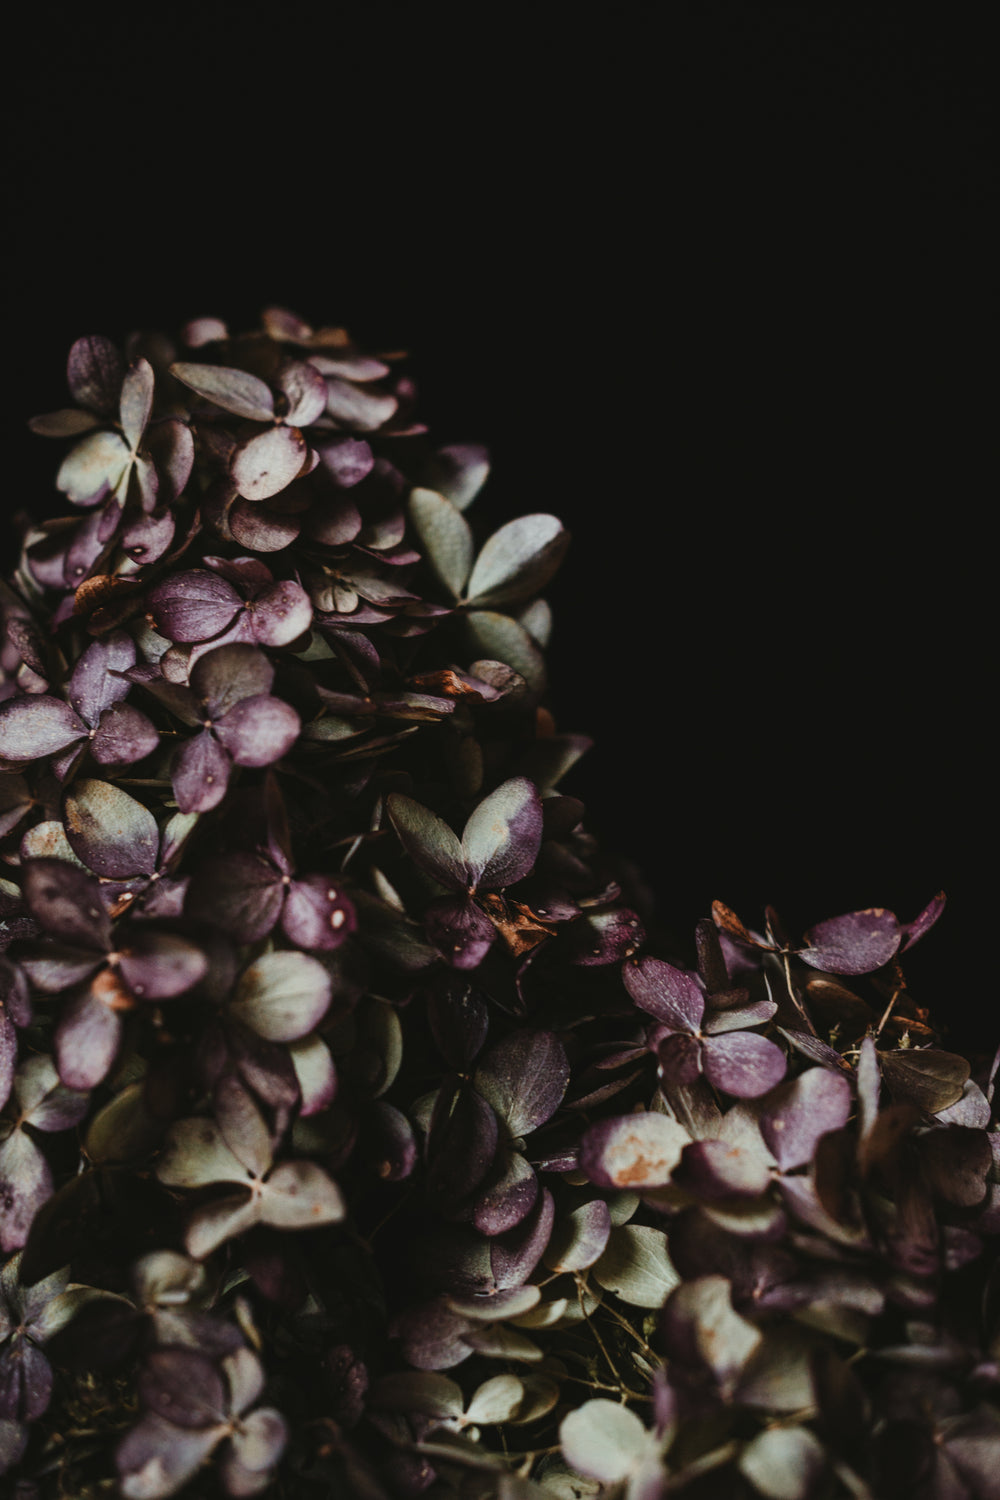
[8,3,992,1050]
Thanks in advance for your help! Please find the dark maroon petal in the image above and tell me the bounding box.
[170,361,274,421]
[118,931,208,1001]
[17,944,102,994]
[624,956,705,1032]
[675,1139,773,1200]
[0,696,85,762]
[116,1412,221,1494]
[91,702,160,765]
[18,1341,54,1422]
[800,908,902,976]
[901,891,947,951]
[564,907,646,966]
[246,578,313,647]
[185,853,284,943]
[462,777,543,891]
[54,987,122,1091]
[490,1186,555,1289]
[390,1299,473,1372]
[702,1032,787,1098]
[427,978,490,1069]
[472,1148,539,1235]
[0,1130,53,1252]
[214,694,301,767]
[760,1067,853,1172]
[362,1101,419,1183]
[119,358,154,450]
[281,874,357,951]
[657,1031,704,1087]
[172,730,232,813]
[68,631,135,725]
[231,425,308,502]
[138,1346,227,1429]
[424,894,497,970]
[120,509,176,566]
[63,779,159,878]
[23,860,111,949]
[147,570,242,643]
[579,1112,690,1190]
[67,335,123,414]
[427,1082,499,1208]
[229,497,301,552]
[189,642,275,719]
[146,419,195,505]
[474,1029,569,1137]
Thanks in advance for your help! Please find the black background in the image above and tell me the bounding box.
[8,5,993,1047]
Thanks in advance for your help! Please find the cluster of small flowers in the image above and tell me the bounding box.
[0,314,996,1499]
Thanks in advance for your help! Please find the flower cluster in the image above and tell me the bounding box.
[0,313,996,1499]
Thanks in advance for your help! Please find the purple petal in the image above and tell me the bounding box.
[229,497,301,552]
[172,729,232,813]
[169,361,274,421]
[281,874,357,951]
[657,1031,704,1087]
[901,891,947,951]
[67,335,123,414]
[472,1149,539,1235]
[702,1032,788,1098]
[91,702,160,766]
[54,986,122,1091]
[473,1029,569,1137]
[184,853,284,942]
[116,1411,221,1498]
[68,630,135,725]
[315,435,374,487]
[0,1129,53,1252]
[390,1299,474,1372]
[490,1186,555,1289]
[189,642,275,719]
[63,779,159,878]
[800,908,902,976]
[246,578,313,647]
[760,1067,853,1171]
[362,1101,418,1183]
[462,777,543,891]
[424,894,497,970]
[23,860,111,948]
[0,1013,14,1114]
[147,570,242,643]
[579,1111,690,1190]
[386,793,469,892]
[703,998,778,1034]
[15,1053,89,1132]
[139,1347,227,1429]
[120,509,176,566]
[119,358,154,450]
[231,424,308,501]
[0,696,85,761]
[118,931,208,1001]
[146,419,195,506]
[214,694,300,767]
[623,956,706,1032]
